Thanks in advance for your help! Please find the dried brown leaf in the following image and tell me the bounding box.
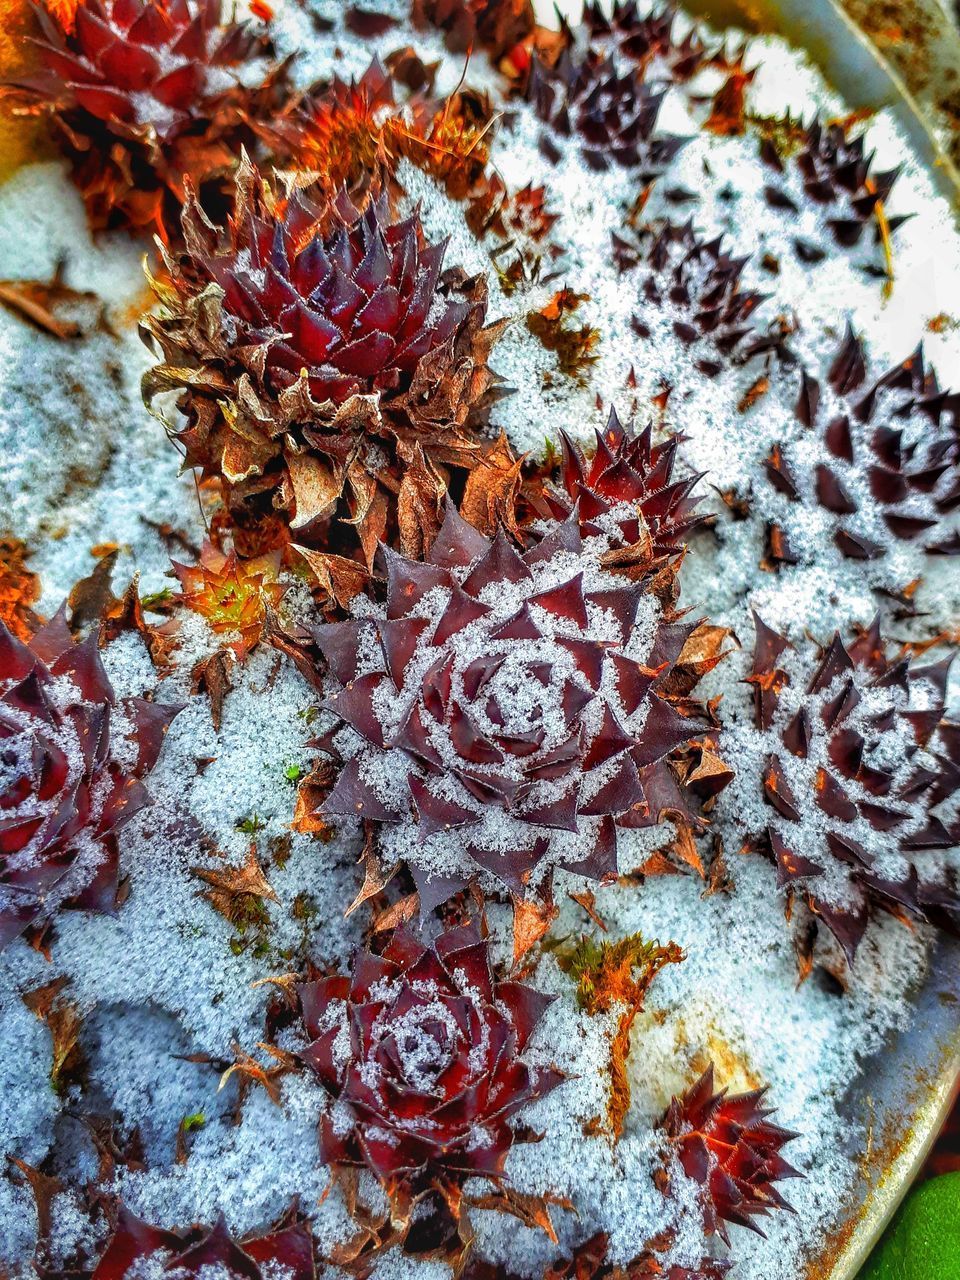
[192,842,277,925]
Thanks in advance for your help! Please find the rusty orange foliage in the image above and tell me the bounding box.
[558,933,683,1137]
[0,537,41,640]
[705,57,756,137]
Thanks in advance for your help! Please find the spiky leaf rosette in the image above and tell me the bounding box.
[762,327,960,565]
[172,540,283,660]
[310,503,711,910]
[760,119,905,265]
[526,47,685,176]
[296,923,561,1245]
[268,58,397,198]
[7,0,285,238]
[91,1203,315,1280]
[142,159,503,570]
[740,612,960,961]
[541,407,705,594]
[661,1065,801,1244]
[410,0,535,59]
[575,2,709,82]
[615,221,769,378]
[0,611,181,948]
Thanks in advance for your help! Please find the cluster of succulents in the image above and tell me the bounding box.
[5,0,960,1275]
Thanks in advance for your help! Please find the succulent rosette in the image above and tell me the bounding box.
[91,1204,315,1280]
[760,119,907,264]
[7,0,285,237]
[542,408,704,594]
[267,59,401,201]
[0,611,181,947]
[661,1065,801,1243]
[171,540,284,660]
[296,923,561,1238]
[734,612,960,960]
[143,158,504,572]
[617,221,771,378]
[763,327,960,565]
[309,502,715,911]
[527,45,685,177]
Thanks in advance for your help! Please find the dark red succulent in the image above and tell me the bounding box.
[761,119,907,265]
[142,158,503,572]
[309,502,714,912]
[743,612,960,961]
[762,327,960,565]
[296,922,561,1240]
[91,1203,315,1280]
[0,611,181,949]
[574,2,709,81]
[661,1065,801,1243]
[541,407,705,592]
[616,222,771,378]
[7,0,285,238]
[410,0,536,59]
[526,46,685,176]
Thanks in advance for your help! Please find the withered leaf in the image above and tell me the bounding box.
[22,976,83,1093]
[292,762,338,838]
[192,648,234,732]
[293,545,369,608]
[192,842,277,926]
[737,374,770,414]
[7,1158,63,1244]
[512,896,558,965]
[460,431,524,538]
[68,549,119,633]
[464,1187,575,1244]
[218,1040,292,1107]
[102,576,179,671]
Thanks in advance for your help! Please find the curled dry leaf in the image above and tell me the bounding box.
[22,975,83,1092]
[191,842,277,927]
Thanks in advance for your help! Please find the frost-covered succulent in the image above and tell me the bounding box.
[91,1203,315,1280]
[8,0,284,237]
[311,503,712,908]
[618,221,770,378]
[0,612,181,947]
[296,923,561,1240]
[763,328,960,564]
[527,46,685,176]
[575,1,709,81]
[661,1065,801,1243]
[542,407,705,590]
[739,613,960,960]
[760,119,906,264]
[143,158,502,566]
